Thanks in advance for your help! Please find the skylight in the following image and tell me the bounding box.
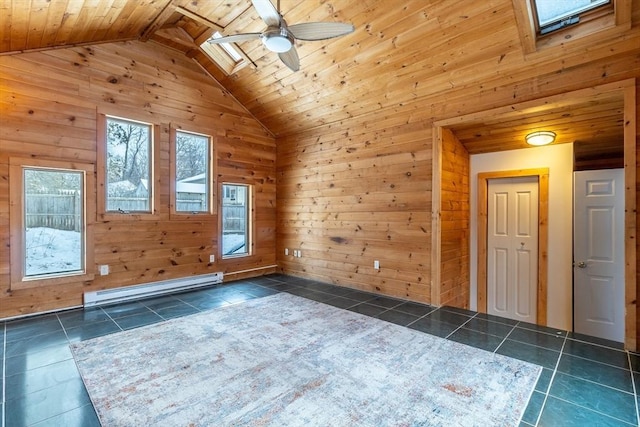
[199,31,248,75]
[210,31,243,63]
[533,0,611,34]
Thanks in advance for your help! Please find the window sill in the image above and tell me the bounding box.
[11,272,95,291]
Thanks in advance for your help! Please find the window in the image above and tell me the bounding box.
[10,158,95,288]
[512,0,630,54]
[171,128,215,216]
[200,31,249,75]
[221,184,251,257]
[105,116,153,213]
[97,113,159,220]
[212,32,243,62]
[533,0,610,34]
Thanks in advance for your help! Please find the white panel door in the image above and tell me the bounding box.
[574,169,624,342]
[487,177,538,323]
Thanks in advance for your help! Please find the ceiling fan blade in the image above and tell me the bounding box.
[278,46,300,72]
[251,0,281,27]
[208,33,261,44]
[288,22,355,41]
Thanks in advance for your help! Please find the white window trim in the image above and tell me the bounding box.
[220,182,252,259]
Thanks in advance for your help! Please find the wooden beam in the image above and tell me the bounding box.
[0,37,138,56]
[140,1,178,42]
[175,6,223,31]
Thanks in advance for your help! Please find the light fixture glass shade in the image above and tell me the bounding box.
[262,34,293,53]
[525,131,556,146]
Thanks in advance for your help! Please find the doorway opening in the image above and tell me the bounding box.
[431,79,636,350]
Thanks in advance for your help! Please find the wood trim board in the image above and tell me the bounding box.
[476,169,549,326]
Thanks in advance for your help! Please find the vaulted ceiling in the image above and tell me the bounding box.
[0,0,628,152]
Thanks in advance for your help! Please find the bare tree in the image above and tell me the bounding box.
[107,119,150,186]
[176,132,208,180]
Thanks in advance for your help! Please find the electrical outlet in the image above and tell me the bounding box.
[209,254,215,263]
[285,248,289,256]
[374,260,380,270]
[298,250,302,257]
[99,265,109,276]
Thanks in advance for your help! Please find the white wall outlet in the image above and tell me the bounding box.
[285,248,289,256]
[99,265,109,276]
[298,250,302,257]
[374,260,380,270]
[209,254,215,263]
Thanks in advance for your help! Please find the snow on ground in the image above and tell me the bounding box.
[26,227,81,276]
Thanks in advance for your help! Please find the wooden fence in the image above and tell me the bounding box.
[27,191,241,231]
[26,190,81,231]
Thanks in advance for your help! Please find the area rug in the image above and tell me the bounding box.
[71,293,540,426]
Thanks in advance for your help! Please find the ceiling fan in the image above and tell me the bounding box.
[208,0,355,72]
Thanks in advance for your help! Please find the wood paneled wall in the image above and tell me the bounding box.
[276,117,433,302]
[0,40,276,318]
[439,129,470,309]
[276,35,640,319]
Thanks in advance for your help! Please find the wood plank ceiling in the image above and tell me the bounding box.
[0,0,625,152]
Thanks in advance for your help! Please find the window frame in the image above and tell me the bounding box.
[9,157,95,290]
[533,0,612,35]
[512,0,631,55]
[96,112,160,221]
[220,182,253,259]
[197,30,251,75]
[169,125,217,219]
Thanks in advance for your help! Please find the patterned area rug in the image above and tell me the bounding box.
[71,293,540,426]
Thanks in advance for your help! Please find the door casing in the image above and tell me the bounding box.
[478,169,548,325]
[487,176,539,322]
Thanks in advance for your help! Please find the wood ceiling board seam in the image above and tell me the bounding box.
[69,2,108,46]
[0,3,10,52]
[9,0,32,52]
[24,0,49,51]
[51,0,85,45]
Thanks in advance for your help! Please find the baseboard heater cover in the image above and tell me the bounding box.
[84,272,224,307]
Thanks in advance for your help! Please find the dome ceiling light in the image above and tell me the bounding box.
[525,131,556,146]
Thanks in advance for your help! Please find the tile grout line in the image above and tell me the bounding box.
[534,332,568,427]
[444,312,478,339]
[2,322,5,427]
[492,321,518,353]
[627,352,640,427]
[542,394,637,426]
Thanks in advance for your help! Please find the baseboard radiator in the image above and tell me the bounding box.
[84,272,224,307]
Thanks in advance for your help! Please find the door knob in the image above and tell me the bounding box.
[576,261,587,268]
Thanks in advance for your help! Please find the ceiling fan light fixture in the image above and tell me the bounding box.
[525,130,556,146]
[262,28,294,53]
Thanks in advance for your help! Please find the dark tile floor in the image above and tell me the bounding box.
[1,274,638,426]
